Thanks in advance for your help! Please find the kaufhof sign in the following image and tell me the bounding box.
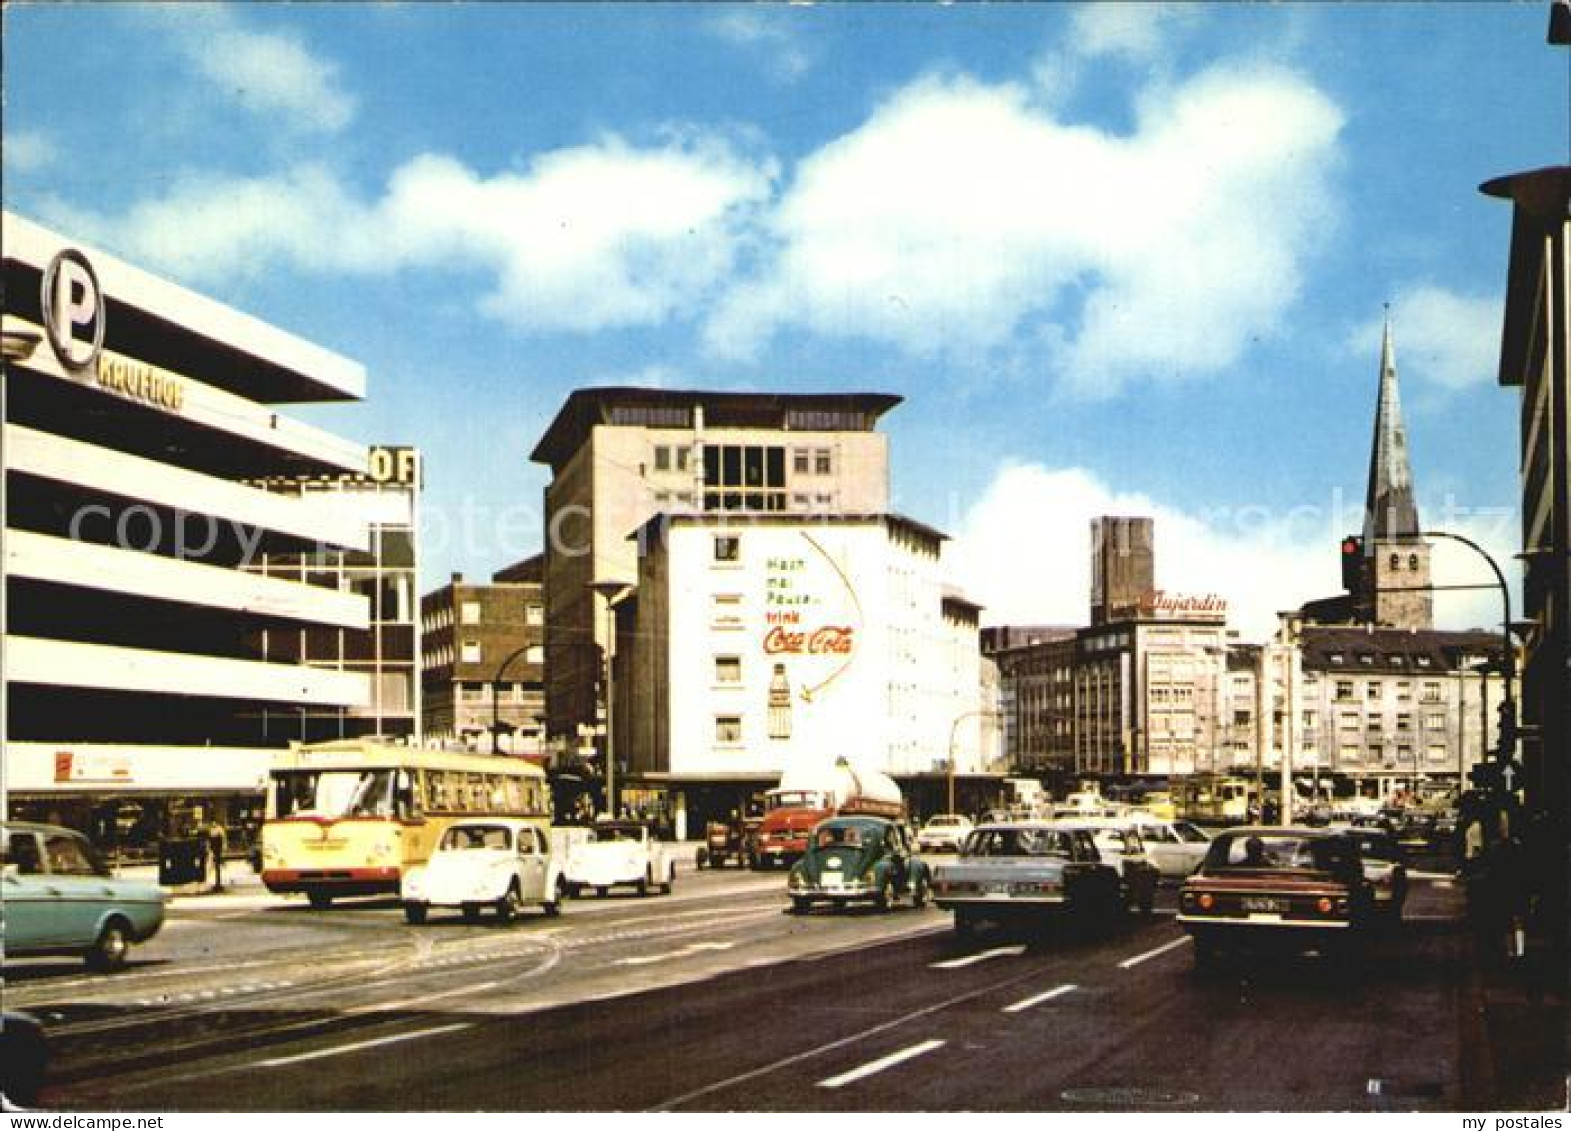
[42,248,187,413]
[1112,590,1229,622]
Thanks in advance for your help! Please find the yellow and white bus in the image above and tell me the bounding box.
[259,740,551,907]
[1171,774,1253,825]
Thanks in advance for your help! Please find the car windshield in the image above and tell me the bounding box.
[273,769,395,819]
[964,828,1073,858]
[440,824,512,851]
[815,825,868,849]
[1174,822,1209,844]
[1207,833,1354,874]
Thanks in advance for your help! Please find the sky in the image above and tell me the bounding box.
[4,2,1566,641]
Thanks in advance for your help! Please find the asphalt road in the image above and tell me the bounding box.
[4,863,1530,1112]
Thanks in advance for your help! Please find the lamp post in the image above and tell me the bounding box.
[489,643,537,755]
[1,328,43,826]
[947,708,1003,816]
[1415,531,1517,779]
[589,580,631,818]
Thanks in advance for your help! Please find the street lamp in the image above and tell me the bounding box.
[1,328,42,826]
[589,580,631,818]
[947,709,1003,816]
[489,643,538,755]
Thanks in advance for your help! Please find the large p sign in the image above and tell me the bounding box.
[41,248,105,372]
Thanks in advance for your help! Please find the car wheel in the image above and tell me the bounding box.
[595,886,608,899]
[911,872,930,909]
[663,865,675,894]
[403,902,428,925]
[86,919,131,972]
[496,883,523,923]
[307,892,334,909]
[874,874,894,912]
[544,878,565,917]
[790,896,810,914]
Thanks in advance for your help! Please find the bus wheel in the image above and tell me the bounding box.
[308,892,334,909]
[403,902,428,925]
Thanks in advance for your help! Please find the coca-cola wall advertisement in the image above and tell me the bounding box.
[759,532,864,734]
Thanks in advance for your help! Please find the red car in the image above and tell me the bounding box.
[1177,827,1374,967]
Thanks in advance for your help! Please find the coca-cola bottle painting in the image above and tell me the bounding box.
[767,662,792,740]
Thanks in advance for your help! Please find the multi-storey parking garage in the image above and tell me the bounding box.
[2,211,373,858]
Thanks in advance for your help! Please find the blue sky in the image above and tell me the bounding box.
[5,3,1565,639]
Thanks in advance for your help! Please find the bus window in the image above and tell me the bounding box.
[270,770,396,819]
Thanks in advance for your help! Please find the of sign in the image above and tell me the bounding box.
[41,248,105,372]
[365,446,421,486]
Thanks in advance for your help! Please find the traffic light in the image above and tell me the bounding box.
[1340,535,1364,591]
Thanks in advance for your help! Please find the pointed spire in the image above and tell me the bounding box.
[1363,308,1421,540]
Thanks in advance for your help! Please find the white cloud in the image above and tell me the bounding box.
[1069,3,1199,63]
[168,7,356,133]
[946,463,1513,642]
[5,130,57,174]
[705,65,1344,395]
[55,137,776,334]
[1350,286,1502,392]
[705,9,815,80]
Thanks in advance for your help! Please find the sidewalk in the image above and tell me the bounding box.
[1457,919,1566,1110]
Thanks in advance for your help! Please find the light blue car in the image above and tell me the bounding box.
[2,822,166,971]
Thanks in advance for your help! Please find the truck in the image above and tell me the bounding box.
[751,757,905,869]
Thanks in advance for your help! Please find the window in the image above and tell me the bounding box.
[715,715,743,744]
[711,593,744,630]
[525,645,544,665]
[715,655,742,683]
[793,448,810,475]
[1396,713,1412,732]
[525,604,543,626]
[1426,744,1449,763]
[1341,711,1361,731]
[1421,681,1442,703]
[1335,680,1354,701]
[654,446,671,472]
[1425,712,1447,730]
[1366,681,1381,700]
[703,445,786,510]
[713,535,741,563]
[1389,553,1400,571]
[1339,744,1362,763]
[814,448,833,475]
[460,601,481,625]
[1408,553,1420,570]
[461,640,482,663]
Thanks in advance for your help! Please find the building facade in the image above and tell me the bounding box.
[529,388,901,756]
[246,445,422,745]
[1483,164,1569,822]
[620,512,993,832]
[2,211,371,856]
[420,555,546,755]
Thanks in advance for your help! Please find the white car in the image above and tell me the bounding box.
[1045,818,1160,913]
[1127,815,1212,880]
[564,821,675,897]
[916,814,974,854]
[401,819,565,924]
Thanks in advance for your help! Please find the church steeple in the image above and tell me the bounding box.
[1360,312,1433,630]
[1363,313,1422,541]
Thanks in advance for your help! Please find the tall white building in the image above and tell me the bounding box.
[2,212,372,856]
[620,512,992,832]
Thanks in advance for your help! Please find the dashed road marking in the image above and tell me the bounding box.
[614,942,736,967]
[258,1022,474,1068]
[1002,982,1077,1013]
[818,1039,946,1089]
[1117,936,1191,969]
[929,945,1025,970]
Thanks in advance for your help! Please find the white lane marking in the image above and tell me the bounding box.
[258,1022,473,1068]
[614,942,736,967]
[929,945,1025,970]
[1117,936,1192,969]
[1002,982,1077,1014]
[818,1039,946,1090]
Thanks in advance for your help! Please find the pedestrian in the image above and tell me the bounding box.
[207,819,227,892]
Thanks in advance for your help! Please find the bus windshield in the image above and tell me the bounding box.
[767,790,827,811]
[273,769,396,819]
